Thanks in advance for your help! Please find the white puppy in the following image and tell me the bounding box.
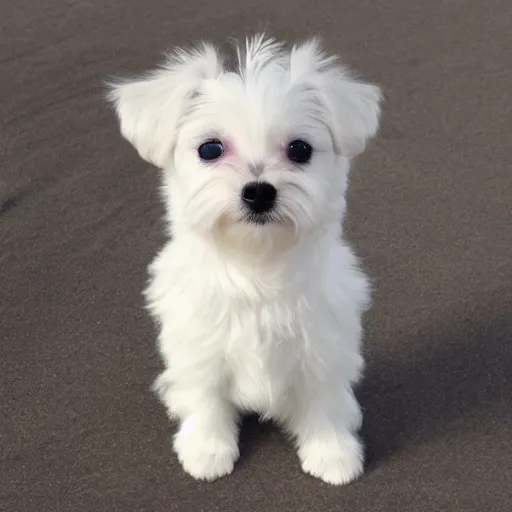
[109,35,381,485]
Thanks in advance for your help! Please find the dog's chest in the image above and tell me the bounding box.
[224,302,304,414]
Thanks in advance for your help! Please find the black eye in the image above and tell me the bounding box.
[198,140,224,161]
[287,139,313,164]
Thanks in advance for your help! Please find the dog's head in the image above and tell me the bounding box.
[109,35,381,253]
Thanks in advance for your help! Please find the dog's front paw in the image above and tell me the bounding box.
[173,426,240,482]
[299,433,364,486]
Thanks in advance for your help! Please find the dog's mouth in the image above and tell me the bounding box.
[240,210,283,225]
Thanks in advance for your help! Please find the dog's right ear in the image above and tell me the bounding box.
[107,44,224,168]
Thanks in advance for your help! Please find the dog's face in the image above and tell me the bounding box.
[109,36,381,252]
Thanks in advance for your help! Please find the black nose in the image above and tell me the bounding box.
[241,182,277,213]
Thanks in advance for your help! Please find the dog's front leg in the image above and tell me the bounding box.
[155,370,240,482]
[287,380,364,485]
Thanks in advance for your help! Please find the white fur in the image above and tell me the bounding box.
[109,35,382,485]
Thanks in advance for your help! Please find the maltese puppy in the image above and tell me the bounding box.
[109,35,381,485]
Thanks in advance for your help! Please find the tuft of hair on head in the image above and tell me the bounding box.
[235,34,286,81]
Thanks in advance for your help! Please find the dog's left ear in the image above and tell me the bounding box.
[324,76,382,158]
[107,44,224,168]
[291,40,382,159]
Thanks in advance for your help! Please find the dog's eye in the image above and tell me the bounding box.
[198,140,224,161]
[287,139,313,164]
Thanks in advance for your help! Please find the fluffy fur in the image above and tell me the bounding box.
[108,34,382,485]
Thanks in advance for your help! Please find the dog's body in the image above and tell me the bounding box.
[109,35,381,485]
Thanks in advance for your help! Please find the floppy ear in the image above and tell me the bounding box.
[107,44,224,168]
[290,39,382,158]
[323,75,382,158]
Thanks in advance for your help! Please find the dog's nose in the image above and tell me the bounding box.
[241,182,277,213]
